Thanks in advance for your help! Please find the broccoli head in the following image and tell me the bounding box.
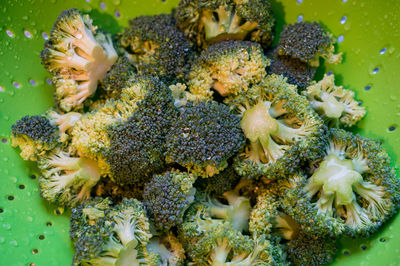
[165,100,245,178]
[277,21,342,67]
[11,115,59,161]
[40,9,118,111]
[194,166,241,197]
[283,129,400,237]
[38,149,101,207]
[188,40,269,100]
[143,171,197,231]
[304,73,366,127]
[232,74,325,180]
[120,14,193,79]
[175,0,275,49]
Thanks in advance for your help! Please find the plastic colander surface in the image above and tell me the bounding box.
[0,0,399,265]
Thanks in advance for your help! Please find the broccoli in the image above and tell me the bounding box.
[188,40,269,100]
[268,49,316,89]
[194,166,241,197]
[169,82,200,108]
[232,74,325,180]
[120,14,193,79]
[277,21,342,67]
[94,178,145,202]
[45,109,82,142]
[143,171,197,231]
[38,149,101,207]
[175,0,275,49]
[283,129,400,237]
[40,9,118,111]
[304,73,366,127]
[146,233,186,266]
[11,115,59,161]
[165,100,245,178]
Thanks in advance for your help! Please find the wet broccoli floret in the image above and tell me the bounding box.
[11,115,59,161]
[40,9,118,111]
[143,171,197,231]
[194,166,241,197]
[304,73,366,127]
[120,14,193,79]
[175,0,275,49]
[283,129,400,237]
[165,100,245,178]
[277,21,342,67]
[232,74,325,180]
[188,40,269,100]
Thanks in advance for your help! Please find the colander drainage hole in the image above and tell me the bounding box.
[41,32,49,40]
[0,208,3,213]
[372,67,380,74]
[32,249,39,254]
[360,244,368,250]
[7,195,14,201]
[364,85,372,91]
[46,78,52,85]
[29,79,37,86]
[343,250,351,256]
[38,235,45,240]
[30,174,36,179]
[46,222,52,227]
[388,125,397,132]
[115,11,121,18]
[1,138,8,143]
[100,2,106,10]
[18,184,25,189]
[379,237,387,243]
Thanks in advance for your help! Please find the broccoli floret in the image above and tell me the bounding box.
[194,166,241,197]
[304,73,366,127]
[143,171,197,231]
[268,49,316,89]
[94,178,145,202]
[120,14,193,79]
[165,100,245,178]
[11,115,59,161]
[277,21,342,67]
[169,82,200,108]
[146,233,186,266]
[175,0,275,49]
[38,149,101,207]
[232,74,325,180]
[188,40,269,100]
[283,129,400,237]
[40,9,118,111]
[45,109,82,142]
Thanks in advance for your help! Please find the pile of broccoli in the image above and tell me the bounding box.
[10,2,399,265]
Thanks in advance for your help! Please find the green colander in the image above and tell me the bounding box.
[0,0,399,265]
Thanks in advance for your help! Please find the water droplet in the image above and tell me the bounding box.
[9,177,17,183]
[3,223,11,230]
[112,0,120,5]
[12,81,20,88]
[388,47,395,54]
[24,30,32,38]
[338,35,344,43]
[297,15,303,22]
[115,10,121,18]
[6,30,14,38]
[9,240,18,246]
[22,16,28,20]
[76,33,83,40]
[0,237,5,243]
[372,67,380,74]
[29,79,37,86]
[340,16,347,24]
[100,2,106,9]
[27,216,33,222]
[42,32,49,40]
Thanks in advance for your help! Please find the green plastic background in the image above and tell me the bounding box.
[0,0,399,265]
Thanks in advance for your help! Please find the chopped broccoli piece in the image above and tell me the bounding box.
[120,14,193,79]
[165,100,245,177]
[38,149,101,207]
[169,82,200,108]
[304,73,366,127]
[194,166,241,197]
[40,9,118,111]
[188,40,269,100]
[232,74,325,179]
[277,21,342,67]
[175,0,275,49]
[143,171,197,231]
[11,115,59,161]
[147,233,186,266]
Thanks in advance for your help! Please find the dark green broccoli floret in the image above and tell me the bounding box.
[165,100,245,178]
[120,14,193,79]
[105,77,179,185]
[40,9,118,111]
[11,115,59,161]
[143,171,197,231]
[147,233,186,266]
[194,166,240,196]
[304,73,366,127]
[283,129,400,237]
[277,21,342,67]
[232,74,325,180]
[175,0,275,49]
[38,149,102,207]
[188,40,269,100]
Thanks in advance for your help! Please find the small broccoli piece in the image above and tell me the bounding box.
[188,40,269,100]
[146,233,186,266]
[268,49,316,89]
[165,100,245,178]
[194,166,241,197]
[175,0,275,49]
[40,9,118,111]
[45,109,82,142]
[11,115,59,161]
[232,74,325,180]
[120,14,193,79]
[169,83,200,108]
[283,129,400,237]
[143,171,197,231]
[304,73,366,127]
[38,149,101,207]
[100,56,136,99]
[277,21,342,67]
